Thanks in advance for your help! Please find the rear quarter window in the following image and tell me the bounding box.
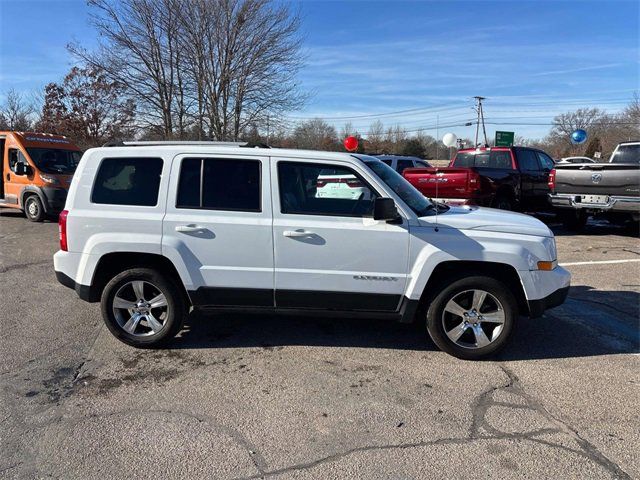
[91,157,163,206]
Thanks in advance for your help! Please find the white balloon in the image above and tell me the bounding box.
[442,132,458,148]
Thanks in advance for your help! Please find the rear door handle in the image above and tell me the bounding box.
[283,229,314,238]
[175,224,206,233]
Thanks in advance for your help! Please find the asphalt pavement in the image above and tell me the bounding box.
[0,209,638,479]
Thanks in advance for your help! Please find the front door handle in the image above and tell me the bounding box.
[283,229,314,238]
[175,224,206,233]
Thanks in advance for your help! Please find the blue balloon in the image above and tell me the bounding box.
[571,129,588,144]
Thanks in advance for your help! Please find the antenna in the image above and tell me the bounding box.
[434,166,439,231]
[473,96,488,147]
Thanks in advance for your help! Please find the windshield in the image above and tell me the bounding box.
[26,148,81,174]
[362,159,434,216]
[610,144,640,164]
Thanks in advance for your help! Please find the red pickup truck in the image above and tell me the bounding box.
[402,146,556,211]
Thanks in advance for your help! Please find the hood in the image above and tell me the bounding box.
[419,206,553,238]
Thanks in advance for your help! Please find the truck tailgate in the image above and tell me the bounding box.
[554,164,640,196]
[403,167,476,198]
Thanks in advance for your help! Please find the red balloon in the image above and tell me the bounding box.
[343,136,359,152]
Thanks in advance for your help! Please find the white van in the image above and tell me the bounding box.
[53,142,570,359]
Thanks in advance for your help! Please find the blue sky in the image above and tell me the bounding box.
[1,0,638,140]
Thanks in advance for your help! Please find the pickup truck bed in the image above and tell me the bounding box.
[402,167,490,205]
[549,141,640,228]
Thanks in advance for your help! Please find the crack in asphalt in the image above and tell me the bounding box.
[491,366,632,480]
[0,260,52,274]
[230,364,632,480]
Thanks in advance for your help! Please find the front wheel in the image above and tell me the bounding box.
[426,276,517,360]
[101,268,187,348]
[24,195,45,222]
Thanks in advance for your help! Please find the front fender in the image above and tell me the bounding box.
[20,186,49,212]
[405,226,552,301]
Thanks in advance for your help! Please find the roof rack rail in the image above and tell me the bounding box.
[102,140,272,148]
[103,140,250,147]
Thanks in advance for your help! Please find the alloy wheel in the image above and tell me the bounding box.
[112,280,169,336]
[441,289,505,349]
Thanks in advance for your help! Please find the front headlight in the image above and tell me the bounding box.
[39,173,59,185]
[542,236,557,262]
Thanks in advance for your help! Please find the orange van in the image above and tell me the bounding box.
[0,131,81,221]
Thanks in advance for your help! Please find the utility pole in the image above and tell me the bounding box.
[473,96,488,147]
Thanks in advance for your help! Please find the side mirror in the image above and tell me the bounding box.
[373,197,401,223]
[14,163,27,176]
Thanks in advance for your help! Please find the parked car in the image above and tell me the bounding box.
[315,168,371,200]
[375,155,431,174]
[0,131,81,221]
[54,141,569,360]
[402,146,555,211]
[558,156,596,164]
[549,141,640,229]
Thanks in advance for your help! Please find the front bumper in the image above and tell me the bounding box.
[519,266,571,318]
[549,193,640,212]
[42,187,68,213]
[528,285,569,318]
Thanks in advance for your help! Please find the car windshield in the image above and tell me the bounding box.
[610,145,640,164]
[362,159,435,216]
[26,148,81,174]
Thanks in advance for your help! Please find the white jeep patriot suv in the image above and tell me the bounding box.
[54,141,570,359]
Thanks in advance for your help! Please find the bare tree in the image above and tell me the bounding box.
[71,0,305,140]
[384,124,407,154]
[0,89,34,131]
[292,118,337,150]
[365,120,385,153]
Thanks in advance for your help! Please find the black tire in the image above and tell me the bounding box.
[24,195,45,222]
[426,276,517,360]
[492,195,513,211]
[101,268,187,348]
[559,210,588,231]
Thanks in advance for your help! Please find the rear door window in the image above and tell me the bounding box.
[92,157,163,206]
[517,150,541,171]
[176,157,261,212]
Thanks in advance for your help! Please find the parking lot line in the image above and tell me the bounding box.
[560,259,640,267]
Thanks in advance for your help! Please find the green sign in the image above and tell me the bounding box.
[495,131,514,147]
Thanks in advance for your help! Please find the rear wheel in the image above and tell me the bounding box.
[24,195,45,222]
[426,276,517,360]
[101,268,187,347]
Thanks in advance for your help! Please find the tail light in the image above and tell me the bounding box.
[548,168,556,192]
[316,179,327,188]
[468,170,481,187]
[59,210,69,251]
[345,179,362,188]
